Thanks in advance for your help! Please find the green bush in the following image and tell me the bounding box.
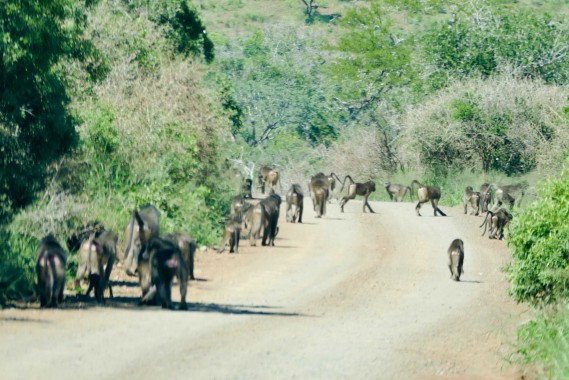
[506,165,569,306]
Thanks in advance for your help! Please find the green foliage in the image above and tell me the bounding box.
[423,5,569,88]
[506,165,569,305]
[0,229,37,306]
[0,0,105,208]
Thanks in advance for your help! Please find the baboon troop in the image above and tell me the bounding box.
[447,239,464,282]
[463,186,480,216]
[123,205,161,276]
[36,235,67,308]
[384,182,412,202]
[286,184,304,223]
[411,180,446,217]
[339,176,376,213]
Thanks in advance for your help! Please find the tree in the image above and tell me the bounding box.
[0,0,105,210]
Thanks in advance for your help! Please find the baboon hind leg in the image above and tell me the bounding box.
[363,194,375,213]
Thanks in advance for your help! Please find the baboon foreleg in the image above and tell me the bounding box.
[363,194,375,213]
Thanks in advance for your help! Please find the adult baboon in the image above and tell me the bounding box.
[245,202,268,246]
[463,186,480,216]
[163,232,197,280]
[384,182,412,202]
[447,239,464,282]
[260,193,282,246]
[309,175,329,218]
[217,217,241,254]
[411,180,446,217]
[286,184,304,223]
[489,182,528,211]
[242,178,253,199]
[258,166,281,195]
[138,237,188,310]
[36,235,67,308]
[123,204,160,276]
[74,230,118,304]
[480,208,513,240]
[310,172,342,203]
[479,183,492,213]
[339,176,376,213]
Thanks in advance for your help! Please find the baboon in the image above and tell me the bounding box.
[66,220,105,253]
[489,182,528,211]
[245,202,268,246]
[310,172,342,203]
[138,237,188,310]
[123,204,160,276]
[308,175,329,218]
[411,180,446,217]
[258,166,281,195]
[217,217,241,253]
[480,208,513,240]
[36,235,67,308]
[463,186,480,216]
[260,193,282,246]
[447,239,464,282]
[74,230,118,304]
[163,232,197,280]
[384,182,412,202]
[479,183,492,213]
[339,176,376,213]
[286,184,304,223]
[242,178,253,199]
[230,195,245,218]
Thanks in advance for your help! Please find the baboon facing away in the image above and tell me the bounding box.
[339,176,376,213]
[480,208,513,240]
[163,232,197,280]
[447,239,464,282]
[123,204,160,276]
[490,182,528,211]
[74,230,118,304]
[308,174,329,218]
[479,183,492,213]
[286,184,304,223]
[384,182,412,202]
[138,237,188,310]
[463,186,480,216]
[260,193,282,246]
[36,235,67,308]
[258,166,281,195]
[217,217,241,253]
[411,180,446,217]
[245,202,268,246]
[242,178,253,199]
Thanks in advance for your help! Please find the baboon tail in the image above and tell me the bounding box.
[340,175,354,192]
[407,186,413,201]
[330,172,344,187]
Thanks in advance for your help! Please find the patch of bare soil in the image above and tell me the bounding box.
[0,198,534,379]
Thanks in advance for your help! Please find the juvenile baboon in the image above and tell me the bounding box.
[411,180,446,217]
[138,237,188,310]
[309,175,329,218]
[217,217,241,253]
[447,239,464,282]
[480,208,513,240]
[123,204,160,276]
[384,182,412,202]
[260,193,282,246]
[245,202,268,246]
[463,186,480,216]
[489,182,528,211]
[36,235,67,308]
[286,184,304,223]
[258,166,281,195]
[74,230,118,304]
[163,232,197,280]
[479,183,492,213]
[339,175,376,213]
[242,178,253,199]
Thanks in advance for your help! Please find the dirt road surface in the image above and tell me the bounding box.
[0,199,532,379]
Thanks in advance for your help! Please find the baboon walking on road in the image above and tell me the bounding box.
[339,176,376,213]
[463,186,480,216]
[384,182,412,202]
[286,184,304,223]
[411,180,446,217]
[489,182,528,211]
[480,208,513,240]
[36,235,67,308]
[123,205,160,276]
[479,183,492,213]
[258,166,281,195]
[309,175,329,218]
[447,239,464,281]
